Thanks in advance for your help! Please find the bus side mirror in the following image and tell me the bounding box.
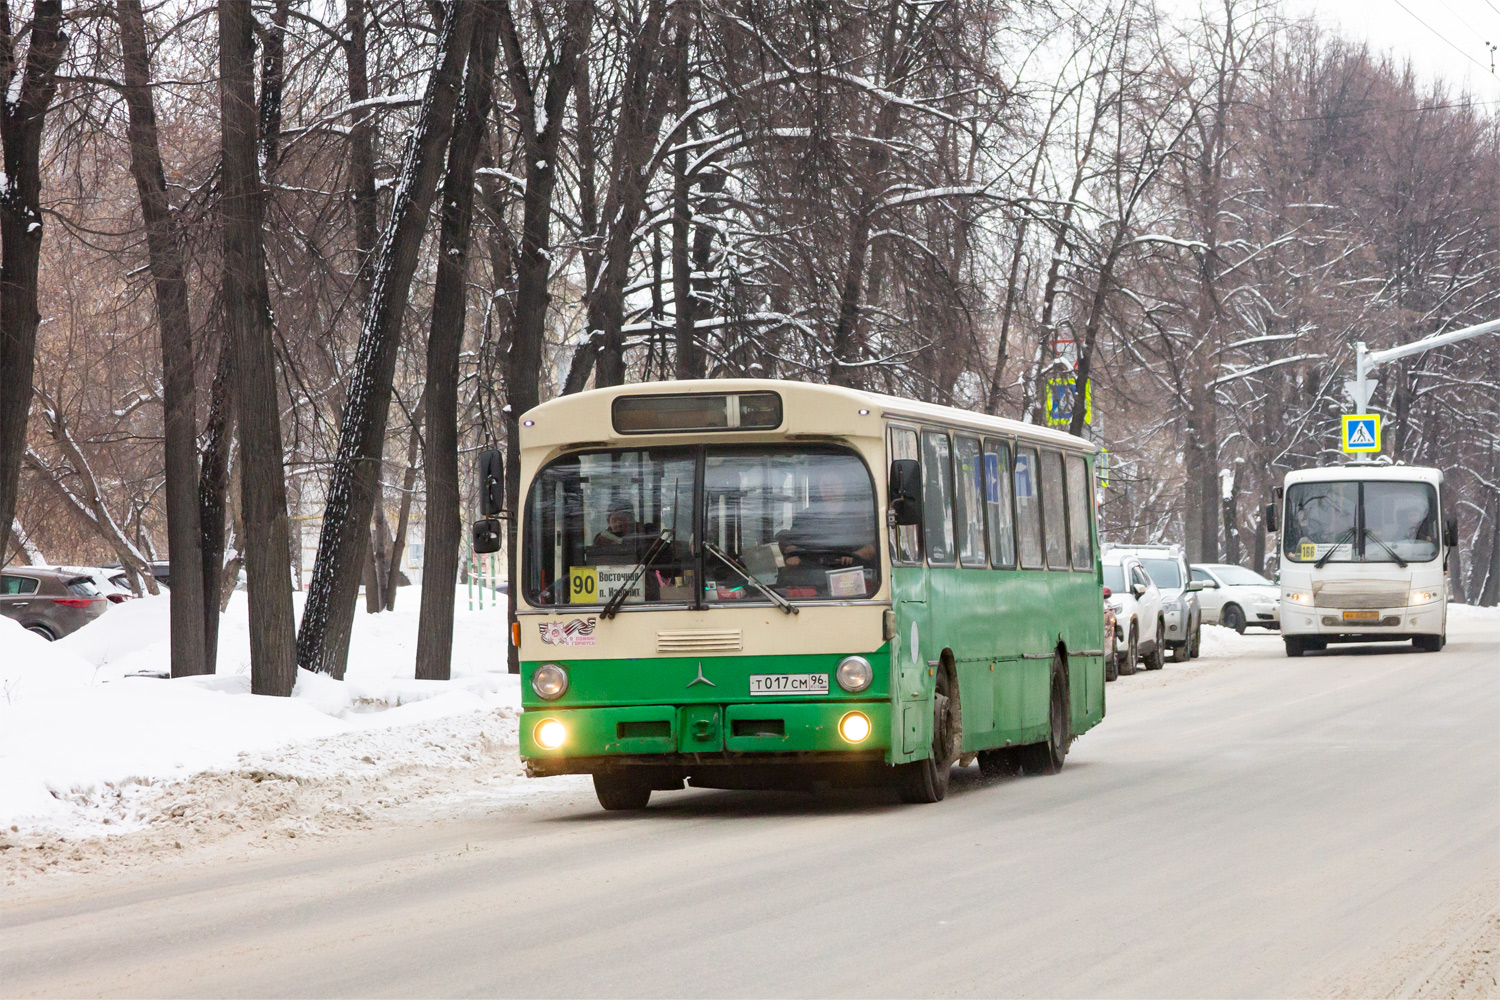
[472,518,502,555]
[1264,504,1278,532]
[888,459,922,526]
[478,449,504,516]
[1444,516,1457,548]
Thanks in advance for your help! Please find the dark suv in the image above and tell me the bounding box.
[0,567,110,639]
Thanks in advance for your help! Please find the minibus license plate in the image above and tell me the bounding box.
[1342,610,1380,621]
[749,673,829,696]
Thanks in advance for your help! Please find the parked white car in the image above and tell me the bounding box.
[1102,552,1166,675]
[1190,563,1281,633]
[1105,544,1203,662]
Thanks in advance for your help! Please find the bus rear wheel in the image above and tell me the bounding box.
[897,668,957,803]
[1016,654,1069,776]
[593,772,652,811]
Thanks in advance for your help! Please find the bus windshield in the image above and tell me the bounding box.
[1284,480,1439,564]
[524,445,879,607]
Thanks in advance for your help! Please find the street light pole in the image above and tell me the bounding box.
[1350,318,1500,418]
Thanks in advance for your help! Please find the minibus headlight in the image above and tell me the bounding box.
[532,663,569,700]
[1284,591,1313,606]
[839,711,872,744]
[534,719,567,750]
[1408,589,1439,605]
[835,655,873,693]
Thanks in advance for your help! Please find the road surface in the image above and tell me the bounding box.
[4,618,1497,997]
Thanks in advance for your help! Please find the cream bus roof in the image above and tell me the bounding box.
[1284,464,1443,486]
[519,378,1095,454]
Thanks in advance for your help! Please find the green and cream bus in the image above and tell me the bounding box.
[474,380,1106,809]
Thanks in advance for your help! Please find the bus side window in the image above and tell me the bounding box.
[1014,447,1044,569]
[953,435,987,568]
[888,427,922,564]
[1066,454,1094,570]
[921,430,956,565]
[1040,449,1070,570]
[984,438,1016,569]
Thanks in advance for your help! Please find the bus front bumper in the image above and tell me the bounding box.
[1280,602,1444,637]
[519,701,892,771]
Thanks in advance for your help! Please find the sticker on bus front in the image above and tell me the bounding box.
[539,618,598,646]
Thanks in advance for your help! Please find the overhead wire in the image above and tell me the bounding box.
[1388,0,1490,73]
[1276,98,1500,123]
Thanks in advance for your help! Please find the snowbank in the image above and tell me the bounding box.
[0,587,519,835]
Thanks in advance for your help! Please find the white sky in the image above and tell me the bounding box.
[1272,0,1500,101]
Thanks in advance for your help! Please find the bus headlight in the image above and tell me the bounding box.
[534,718,567,750]
[839,711,871,744]
[532,663,569,700]
[1284,591,1313,606]
[1408,589,1440,605]
[835,655,873,693]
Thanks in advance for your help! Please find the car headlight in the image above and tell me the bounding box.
[836,655,873,693]
[838,711,871,743]
[1408,589,1440,605]
[1163,598,1182,611]
[1283,591,1313,606]
[531,663,569,700]
[1107,600,1123,613]
[534,718,567,750]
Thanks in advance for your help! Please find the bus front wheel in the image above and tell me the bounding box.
[897,669,957,803]
[1414,634,1445,652]
[593,772,652,811]
[1016,654,1069,775]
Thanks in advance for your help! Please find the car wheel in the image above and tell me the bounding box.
[24,624,57,641]
[1169,638,1189,662]
[1104,639,1119,681]
[1222,603,1247,634]
[1144,620,1165,670]
[1118,624,1137,676]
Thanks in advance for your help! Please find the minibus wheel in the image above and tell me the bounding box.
[897,668,957,803]
[593,772,652,811]
[1413,634,1445,653]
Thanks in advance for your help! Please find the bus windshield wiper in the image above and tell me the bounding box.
[703,541,799,615]
[1315,526,1357,568]
[1363,528,1408,568]
[601,529,672,620]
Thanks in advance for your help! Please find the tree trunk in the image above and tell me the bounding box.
[385,393,427,612]
[198,344,234,672]
[298,3,475,680]
[219,0,297,697]
[344,0,379,298]
[416,3,501,680]
[0,1,67,569]
[117,0,208,677]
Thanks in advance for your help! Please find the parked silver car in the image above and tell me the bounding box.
[1105,544,1203,661]
[0,567,110,639]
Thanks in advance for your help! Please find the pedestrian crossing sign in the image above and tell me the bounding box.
[1341,414,1381,453]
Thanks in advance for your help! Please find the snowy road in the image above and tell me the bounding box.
[4,617,1497,997]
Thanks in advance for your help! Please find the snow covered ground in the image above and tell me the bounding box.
[0,586,537,845]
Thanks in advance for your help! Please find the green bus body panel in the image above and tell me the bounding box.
[521,701,891,758]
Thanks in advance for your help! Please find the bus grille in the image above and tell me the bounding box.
[657,629,743,655]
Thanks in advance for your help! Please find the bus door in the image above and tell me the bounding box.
[888,425,929,755]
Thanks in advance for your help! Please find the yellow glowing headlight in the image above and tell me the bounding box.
[1408,589,1439,605]
[534,719,567,750]
[1284,591,1313,606]
[839,711,871,744]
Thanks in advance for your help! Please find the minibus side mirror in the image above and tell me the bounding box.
[472,518,502,555]
[888,459,922,526]
[1444,515,1458,548]
[478,448,504,516]
[1264,503,1278,532]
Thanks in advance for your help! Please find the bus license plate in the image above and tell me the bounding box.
[749,673,829,696]
[1343,610,1380,621]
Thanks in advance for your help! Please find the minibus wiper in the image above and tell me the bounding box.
[601,529,673,620]
[1363,528,1408,568]
[1315,526,1357,568]
[703,541,799,615]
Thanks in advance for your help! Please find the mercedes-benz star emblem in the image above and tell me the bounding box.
[687,664,716,687]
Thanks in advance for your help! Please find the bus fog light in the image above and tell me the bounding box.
[1409,589,1439,605]
[839,711,871,744]
[534,719,567,750]
[532,663,569,700]
[836,655,873,693]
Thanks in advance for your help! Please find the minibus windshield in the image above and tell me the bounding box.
[1284,480,1439,564]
